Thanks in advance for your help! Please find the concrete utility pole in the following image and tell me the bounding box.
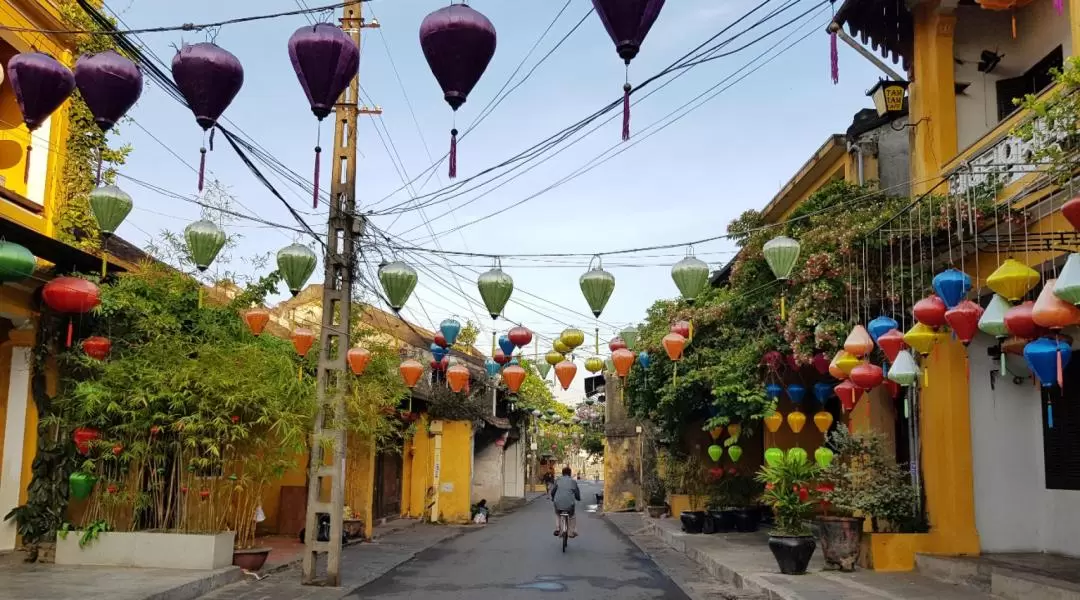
[302,2,381,586]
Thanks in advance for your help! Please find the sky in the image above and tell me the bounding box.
[95,0,883,402]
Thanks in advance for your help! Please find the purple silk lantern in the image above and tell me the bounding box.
[7,52,75,182]
[592,0,666,141]
[288,23,359,208]
[419,4,496,179]
[171,43,244,192]
[74,50,143,183]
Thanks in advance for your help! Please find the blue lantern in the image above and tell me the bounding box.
[431,343,448,362]
[498,335,515,357]
[786,384,806,405]
[440,318,461,347]
[766,383,783,400]
[638,351,650,369]
[813,381,834,403]
[867,315,899,342]
[485,358,499,378]
[932,268,972,309]
[507,357,520,366]
[1024,337,1072,389]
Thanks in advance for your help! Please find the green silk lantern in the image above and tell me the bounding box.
[787,447,808,465]
[0,241,35,283]
[620,326,639,350]
[764,447,784,467]
[537,361,551,379]
[69,471,97,500]
[276,243,317,296]
[184,220,226,272]
[378,261,418,313]
[707,444,722,462]
[814,447,835,468]
[763,235,800,319]
[671,254,709,304]
[604,358,615,373]
[979,294,1012,338]
[477,263,514,319]
[579,256,615,317]
[89,185,132,237]
[887,349,919,387]
[727,444,743,463]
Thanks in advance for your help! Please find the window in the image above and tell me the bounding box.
[1042,355,1080,490]
[997,46,1063,121]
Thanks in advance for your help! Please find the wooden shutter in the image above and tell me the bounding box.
[1043,355,1080,490]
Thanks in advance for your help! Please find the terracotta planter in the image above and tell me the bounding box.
[768,535,816,575]
[232,547,271,571]
[817,516,864,572]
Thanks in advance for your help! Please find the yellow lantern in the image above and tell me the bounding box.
[763,412,783,433]
[786,411,807,434]
[584,357,604,373]
[553,339,571,354]
[727,423,741,439]
[987,258,1040,302]
[813,411,833,433]
[829,351,849,380]
[904,322,937,356]
[545,351,563,366]
[836,351,861,376]
[560,328,585,350]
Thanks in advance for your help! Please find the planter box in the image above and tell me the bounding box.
[667,494,705,517]
[56,531,235,570]
[859,532,925,572]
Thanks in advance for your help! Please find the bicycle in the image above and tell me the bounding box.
[557,510,571,552]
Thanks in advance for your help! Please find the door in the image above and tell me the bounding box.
[373,451,402,519]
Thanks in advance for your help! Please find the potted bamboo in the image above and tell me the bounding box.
[757,452,820,575]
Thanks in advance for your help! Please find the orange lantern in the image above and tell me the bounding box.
[612,348,634,377]
[709,427,723,440]
[400,359,424,388]
[244,308,270,336]
[843,325,874,357]
[554,360,577,390]
[291,328,315,357]
[727,423,741,438]
[347,347,371,376]
[502,364,526,394]
[447,364,470,393]
[1033,279,1080,330]
[662,333,685,361]
[763,411,783,433]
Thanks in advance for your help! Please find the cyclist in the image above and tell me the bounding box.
[550,466,580,538]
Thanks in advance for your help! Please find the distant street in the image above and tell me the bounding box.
[352,481,689,599]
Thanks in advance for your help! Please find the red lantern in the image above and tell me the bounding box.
[762,350,784,371]
[73,427,99,455]
[1002,336,1028,356]
[608,337,627,352]
[555,360,577,390]
[291,328,315,357]
[877,329,906,363]
[671,320,690,339]
[508,326,532,349]
[612,348,634,378]
[913,295,947,329]
[1005,301,1043,339]
[243,308,270,336]
[42,276,100,347]
[434,332,448,348]
[440,355,450,371]
[199,488,211,500]
[502,364,526,394]
[430,359,440,370]
[494,349,510,365]
[112,444,123,456]
[811,352,830,375]
[945,300,983,345]
[83,336,111,360]
[107,484,118,494]
[835,380,861,412]
[347,347,372,376]
[400,359,424,388]
[447,365,470,393]
[662,333,685,361]
[709,467,724,479]
[785,353,799,372]
[850,363,884,391]
[1063,197,1080,230]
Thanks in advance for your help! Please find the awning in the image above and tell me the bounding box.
[833,0,914,72]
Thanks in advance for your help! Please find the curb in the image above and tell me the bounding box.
[261,519,422,577]
[142,566,244,600]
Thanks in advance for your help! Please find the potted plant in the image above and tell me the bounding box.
[725,470,764,533]
[757,452,820,574]
[643,468,667,519]
[703,476,735,534]
[662,452,707,533]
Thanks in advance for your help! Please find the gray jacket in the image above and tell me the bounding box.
[550,475,580,511]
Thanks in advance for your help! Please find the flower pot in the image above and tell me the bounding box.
[679,511,706,534]
[709,510,736,533]
[701,513,717,534]
[646,505,666,518]
[759,504,775,525]
[768,535,817,575]
[232,547,271,571]
[817,516,864,572]
[733,507,760,533]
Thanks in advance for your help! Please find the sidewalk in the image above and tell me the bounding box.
[607,513,998,600]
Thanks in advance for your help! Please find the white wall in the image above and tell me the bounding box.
[969,336,1080,556]
[0,346,31,551]
[472,439,504,507]
[953,0,1073,150]
[503,438,524,498]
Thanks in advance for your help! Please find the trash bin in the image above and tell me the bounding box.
[595,492,604,505]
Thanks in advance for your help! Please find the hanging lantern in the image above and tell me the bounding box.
[835,380,861,411]
[508,326,533,349]
[0,241,35,283]
[612,348,634,377]
[502,364,526,393]
[440,318,462,347]
[419,3,496,178]
[434,332,448,348]
[813,382,834,404]
[988,258,1040,302]
[605,357,616,374]
[813,410,834,433]
[1002,336,1028,356]
[477,264,513,319]
[69,471,97,500]
[1033,279,1080,330]
[765,383,783,400]
[555,360,577,390]
[1057,254,1080,306]
[447,364,471,393]
[904,323,937,356]
[811,352,830,375]
[585,357,604,374]
[592,0,666,140]
[671,255,709,304]
[850,363,884,390]
[171,43,244,191]
[786,384,806,405]
[1063,197,1080,230]
[764,447,784,467]
[608,337,627,352]
[1005,301,1043,339]
[662,333,685,361]
[73,427,99,455]
[276,244,317,297]
[291,328,315,358]
[243,308,270,336]
[378,261,418,313]
[979,294,1012,338]
[8,51,75,180]
[493,349,510,365]
[762,350,784,371]
[763,411,783,433]
[638,351,650,369]
[545,350,563,366]
[887,350,919,386]
[932,268,973,309]
[484,358,500,378]
[914,295,948,329]
[763,236,801,280]
[75,49,142,134]
[560,328,585,350]
[1024,337,1071,388]
[709,427,723,440]
[42,276,100,347]
[498,335,515,357]
[844,325,874,357]
[431,343,449,363]
[400,359,424,388]
[82,336,111,361]
[347,347,372,376]
[828,351,848,380]
[877,329,906,363]
[727,423,741,438]
[836,351,861,376]
[89,185,133,239]
[945,300,984,345]
[580,256,615,317]
[727,445,743,463]
[671,321,691,339]
[815,447,835,468]
[184,220,226,272]
[537,361,552,380]
[867,315,899,343]
[620,326,639,350]
[786,411,807,434]
[707,444,723,462]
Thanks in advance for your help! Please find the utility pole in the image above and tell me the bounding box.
[302,2,381,586]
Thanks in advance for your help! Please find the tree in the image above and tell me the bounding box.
[453,320,480,353]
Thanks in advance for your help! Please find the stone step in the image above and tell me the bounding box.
[918,554,1080,600]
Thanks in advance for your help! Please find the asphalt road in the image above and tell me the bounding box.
[351,481,690,599]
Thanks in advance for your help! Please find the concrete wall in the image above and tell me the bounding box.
[969,336,1080,556]
[602,376,642,510]
[472,438,504,508]
[503,437,524,498]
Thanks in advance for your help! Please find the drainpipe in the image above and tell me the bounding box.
[848,141,865,185]
[430,420,444,523]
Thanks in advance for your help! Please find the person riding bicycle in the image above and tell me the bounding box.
[550,466,580,538]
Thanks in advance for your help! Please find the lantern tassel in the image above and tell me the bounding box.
[449,128,458,179]
[781,294,786,321]
[313,146,322,209]
[24,144,31,183]
[923,365,929,388]
[198,287,203,310]
[622,83,631,141]
[595,327,599,355]
[298,364,303,381]
[198,147,207,192]
[673,362,678,388]
[1048,401,1054,428]
[689,319,694,345]
[66,318,73,348]
[101,251,107,279]
[491,330,496,357]
[1056,0,1064,14]
[830,31,839,84]
[904,396,910,419]
[96,146,103,186]
[1011,11,1017,38]
[1058,347,1064,389]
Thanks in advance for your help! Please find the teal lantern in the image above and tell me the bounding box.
[0,241,36,283]
[184,220,226,272]
[477,263,513,320]
[378,261,418,313]
[620,326,639,350]
[579,256,615,317]
[671,254,709,304]
[537,361,551,379]
[763,236,801,280]
[276,243,317,296]
[89,185,132,236]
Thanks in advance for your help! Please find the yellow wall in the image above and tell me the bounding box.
[401,414,433,519]
[435,420,472,524]
[400,416,473,523]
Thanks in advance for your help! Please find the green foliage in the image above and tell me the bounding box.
[453,320,481,352]
[1015,56,1080,184]
[756,455,820,537]
[659,451,707,498]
